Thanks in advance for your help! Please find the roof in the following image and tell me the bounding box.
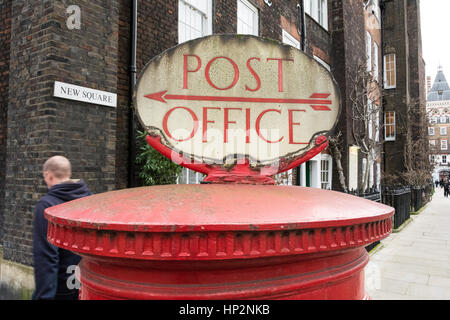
[427,67,450,101]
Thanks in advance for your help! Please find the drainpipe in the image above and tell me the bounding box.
[297,1,307,52]
[128,0,138,188]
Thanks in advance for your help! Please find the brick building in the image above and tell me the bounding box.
[0,0,425,298]
[383,0,428,181]
[427,67,450,182]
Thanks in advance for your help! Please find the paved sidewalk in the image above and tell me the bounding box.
[365,187,450,300]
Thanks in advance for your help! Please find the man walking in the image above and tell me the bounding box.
[444,179,450,198]
[32,156,92,300]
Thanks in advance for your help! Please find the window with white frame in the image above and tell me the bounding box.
[177,168,204,185]
[430,116,437,124]
[375,111,380,142]
[384,54,396,89]
[178,0,212,184]
[304,0,328,30]
[318,0,328,30]
[430,140,436,146]
[320,155,332,190]
[282,29,300,49]
[429,127,435,136]
[376,163,381,190]
[237,0,259,36]
[372,0,381,20]
[366,32,372,73]
[362,158,367,188]
[441,127,447,135]
[385,111,395,141]
[369,163,374,189]
[178,0,212,44]
[443,155,448,164]
[373,42,379,81]
[368,99,374,140]
[440,116,447,124]
[442,139,448,151]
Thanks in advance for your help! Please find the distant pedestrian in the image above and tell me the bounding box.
[435,180,439,188]
[444,180,450,198]
[32,156,93,300]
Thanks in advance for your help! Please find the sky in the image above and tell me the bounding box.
[421,0,450,81]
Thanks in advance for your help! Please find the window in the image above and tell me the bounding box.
[178,0,212,184]
[366,32,372,73]
[373,42,379,81]
[369,163,374,189]
[441,127,447,135]
[372,0,381,20]
[275,170,293,186]
[362,158,367,187]
[376,163,381,190]
[430,140,436,146]
[384,54,396,89]
[430,116,438,124]
[385,112,396,141]
[368,99,373,140]
[305,0,328,30]
[318,0,328,30]
[177,168,204,185]
[282,29,300,49]
[178,0,212,44]
[442,140,448,151]
[375,111,380,142]
[237,0,259,36]
[443,155,448,164]
[320,155,332,190]
[440,116,447,124]
[349,146,359,191]
[429,127,435,136]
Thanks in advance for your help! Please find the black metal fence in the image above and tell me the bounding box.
[351,183,433,252]
[348,187,382,202]
[410,183,434,212]
[382,187,411,230]
[411,187,422,213]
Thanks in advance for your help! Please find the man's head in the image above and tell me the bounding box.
[43,156,72,189]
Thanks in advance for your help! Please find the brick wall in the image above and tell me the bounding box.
[0,0,11,242]
[407,0,427,143]
[3,0,120,265]
[383,0,409,176]
[115,0,131,190]
[330,0,366,191]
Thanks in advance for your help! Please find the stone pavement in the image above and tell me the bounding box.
[365,187,450,299]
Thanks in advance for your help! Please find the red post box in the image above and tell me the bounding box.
[45,184,393,299]
[45,35,394,299]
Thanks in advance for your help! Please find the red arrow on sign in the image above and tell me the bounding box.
[144,91,332,111]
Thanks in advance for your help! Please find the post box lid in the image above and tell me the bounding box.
[45,185,394,260]
[45,184,393,233]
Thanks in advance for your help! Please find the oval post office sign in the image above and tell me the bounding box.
[135,35,341,184]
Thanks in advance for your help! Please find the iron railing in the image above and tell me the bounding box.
[382,187,411,230]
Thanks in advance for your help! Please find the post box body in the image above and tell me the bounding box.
[45,184,393,300]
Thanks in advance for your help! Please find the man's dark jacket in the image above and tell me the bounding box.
[32,180,92,300]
